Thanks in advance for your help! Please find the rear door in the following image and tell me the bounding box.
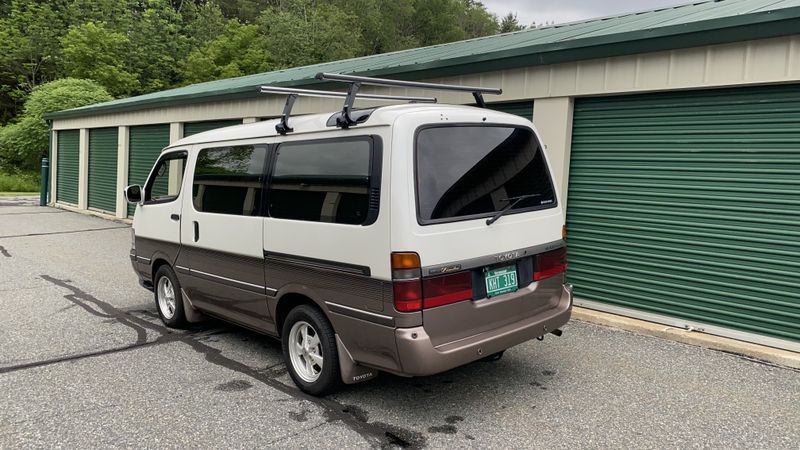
[393,114,566,346]
[178,144,271,331]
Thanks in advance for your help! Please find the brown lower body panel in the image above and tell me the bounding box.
[392,283,572,377]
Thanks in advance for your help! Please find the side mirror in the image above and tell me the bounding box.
[124,185,142,204]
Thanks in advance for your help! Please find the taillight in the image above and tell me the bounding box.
[393,279,423,312]
[534,247,567,281]
[422,272,472,309]
[391,251,473,312]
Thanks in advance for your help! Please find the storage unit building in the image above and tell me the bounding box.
[44,0,800,351]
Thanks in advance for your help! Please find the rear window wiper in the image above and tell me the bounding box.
[486,194,541,226]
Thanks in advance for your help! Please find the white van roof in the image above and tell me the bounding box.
[168,103,527,148]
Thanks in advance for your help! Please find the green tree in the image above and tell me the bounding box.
[179,20,271,84]
[128,0,191,92]
[499,12,525,33]
[412,0,465,46]
[60,22,140,97]
[0,78,112,171]
[460,0,499,39]
[0,0,64,124]
[258,0,361,69]
[181,1,228,46]
[329,0,418,55]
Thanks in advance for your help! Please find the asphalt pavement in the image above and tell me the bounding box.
[1,197,798,449]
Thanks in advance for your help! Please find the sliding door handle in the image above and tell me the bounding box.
[193,221,199,242]
[170,214,180,221]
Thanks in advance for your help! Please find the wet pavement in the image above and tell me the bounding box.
[1,200,798,448]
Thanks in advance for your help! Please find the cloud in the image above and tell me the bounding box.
[482,0,690,27]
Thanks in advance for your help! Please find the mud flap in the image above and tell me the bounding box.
[336,334,378,384]
[181,289,207,323]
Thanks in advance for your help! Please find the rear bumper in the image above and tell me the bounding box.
[394,283,573,376]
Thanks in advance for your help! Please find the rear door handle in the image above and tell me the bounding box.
[170,214,180,221]
[193,221,199,242]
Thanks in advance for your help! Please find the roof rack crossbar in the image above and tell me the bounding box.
[315,73,502,124]
[259,86,436,102]
[258,85,437,133]
[316,72,502,95]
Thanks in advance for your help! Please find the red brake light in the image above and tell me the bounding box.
[422,272,472,309]
[534,247,567,281]
[393,279,423,312]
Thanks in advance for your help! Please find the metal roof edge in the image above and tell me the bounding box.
[45,5,800,122]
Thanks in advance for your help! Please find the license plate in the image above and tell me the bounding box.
[485,265,518,298]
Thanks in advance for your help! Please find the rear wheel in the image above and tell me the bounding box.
[154,265,187,328]
[281,305,341,395]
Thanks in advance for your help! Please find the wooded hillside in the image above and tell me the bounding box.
[0,0,526,124]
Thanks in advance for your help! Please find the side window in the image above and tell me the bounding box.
[145,152,187,203]
[192,145,267,216]
[269,137,379,225]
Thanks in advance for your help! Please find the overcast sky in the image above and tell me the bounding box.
[481,0,691,26]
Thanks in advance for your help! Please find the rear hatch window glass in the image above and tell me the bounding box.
[415,125,556,223]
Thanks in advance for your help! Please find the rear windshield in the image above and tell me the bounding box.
[415,125,556,223]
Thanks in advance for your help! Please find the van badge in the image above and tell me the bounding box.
[430,264,462,275]
[495,251,520,262]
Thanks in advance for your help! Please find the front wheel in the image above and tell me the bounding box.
[281,305,341,396]
[154,265,187,328]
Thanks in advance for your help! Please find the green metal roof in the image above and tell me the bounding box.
[46,0,800,120]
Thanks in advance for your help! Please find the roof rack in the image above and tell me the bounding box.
[258,86,436,134]
[316,73,502,128]
[258,73,502,133]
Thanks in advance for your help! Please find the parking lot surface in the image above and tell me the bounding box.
[1,199,799,449]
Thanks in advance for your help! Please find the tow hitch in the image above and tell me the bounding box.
[537,329,564,341]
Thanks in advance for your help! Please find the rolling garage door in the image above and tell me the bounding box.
[56,130,80,205]
[87,127,119,213]
[183,119,241,137]
[566,85,800,347]
[128,124,170,217]
[487,100,534,120]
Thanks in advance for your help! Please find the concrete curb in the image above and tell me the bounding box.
[571,307,800,370]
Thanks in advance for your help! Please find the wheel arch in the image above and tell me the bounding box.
[150,257,171,283]
[274,288,330,337]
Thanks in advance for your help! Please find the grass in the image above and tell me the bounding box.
[0,171,39,192]
[0,191,38,196]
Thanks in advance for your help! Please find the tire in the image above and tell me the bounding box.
[153,264,188,328]
[281,304,341,396]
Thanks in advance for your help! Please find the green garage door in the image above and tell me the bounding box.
[487,100,533,120]
[56,129,80,205]
[128,124,170,217]
[183,119,241,137]
[567,85,800,344]
[88,127,119,213]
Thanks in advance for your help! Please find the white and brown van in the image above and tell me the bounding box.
[125,75,572,395]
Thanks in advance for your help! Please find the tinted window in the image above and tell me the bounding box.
[269,138,373,225]
[416,126,556,222]
[192,146,266,216]
[145,153,186,203]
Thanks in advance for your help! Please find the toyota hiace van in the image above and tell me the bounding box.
[125,74,572,395]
